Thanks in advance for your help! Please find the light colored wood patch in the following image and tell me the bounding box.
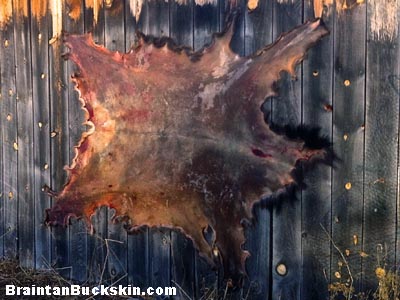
[194,0,218,5]
[313,0,333,18]
[31,0,48,19]
[0,0,12,27]
[369,0,398,41]
[248,0,259,11]
[49,0,63,44]
[85,0,102,24]
[129,0,144,22]
[66,0,82,20]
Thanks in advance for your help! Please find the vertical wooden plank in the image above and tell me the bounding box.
[31,3,51,270]
[193,3,219,298]
[301,2,334,299]
[49,0,71,278]
[243,1,273,298]
[1,4,18,260]
[138,0,169,36]
[149,228,171,288]
[271,1,303,299]
[124,1,150,290]
[137,0,171,289]
[104,0,128,285]
[0,41,3,258]
[15,0,35,269]
[362,0,399,290]
[64,0,88,283]
[83,2,109,284]
[169,1,196,298]
[194,2,219,50]
[332,1,366,294]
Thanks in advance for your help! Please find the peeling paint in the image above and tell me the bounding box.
[369,0,398,42]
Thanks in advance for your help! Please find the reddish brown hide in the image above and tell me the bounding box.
[45,18,329,283]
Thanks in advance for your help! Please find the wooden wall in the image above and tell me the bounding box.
[0,0,399,299]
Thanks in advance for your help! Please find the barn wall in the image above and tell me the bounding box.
[0,0,399,299]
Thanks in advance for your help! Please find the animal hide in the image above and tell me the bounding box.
[45,17,329,283]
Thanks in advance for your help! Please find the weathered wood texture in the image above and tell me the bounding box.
[0,1,399,299]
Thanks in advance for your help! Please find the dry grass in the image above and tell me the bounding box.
[323,224,400,300]
[0,258,141,299]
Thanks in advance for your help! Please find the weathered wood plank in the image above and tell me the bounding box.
[271,1,303,299]
[48,9,71,281]
[331,2,366,294]
[300,2,334,300]
[64,0,88,283]
[124,0,150,289]
[30,3,51,270]
[194,2,219,50]
[0,41,3,258]
[83,3,108,284]
[138,0,169,37]
[243,1,273,298]
[1,9,18,260]
[104,0,128,285]
[137,0,171,289]
[149,228,171,288]
[362,0,399,289]
[193,2,220,298]
[49,0,71,279]
[169,1,196,298]
[15,0,35,269]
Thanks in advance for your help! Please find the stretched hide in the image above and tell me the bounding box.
[45,18,329,283]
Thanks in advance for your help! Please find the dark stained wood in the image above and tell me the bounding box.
[194,2,219,50]
[15,1,35,269]
[0,41,3,257]
[104,0,128,286]
[271,1,303,299]
[30,4,52,270]
[332,2,366,294]
[243,1,273,299]
[65,0,88,283]
[49,9,71,278]
[362,0,399,289]
[149,228,171,288]
[300,2,334,300]
[1,14,18,260]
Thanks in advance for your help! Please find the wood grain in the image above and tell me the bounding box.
[301,1,334,299]
[362,0,399,289]
[271,0,303,299]
[332,1,366,293]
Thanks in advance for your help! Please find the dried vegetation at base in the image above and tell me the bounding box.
[326,228,400,300]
